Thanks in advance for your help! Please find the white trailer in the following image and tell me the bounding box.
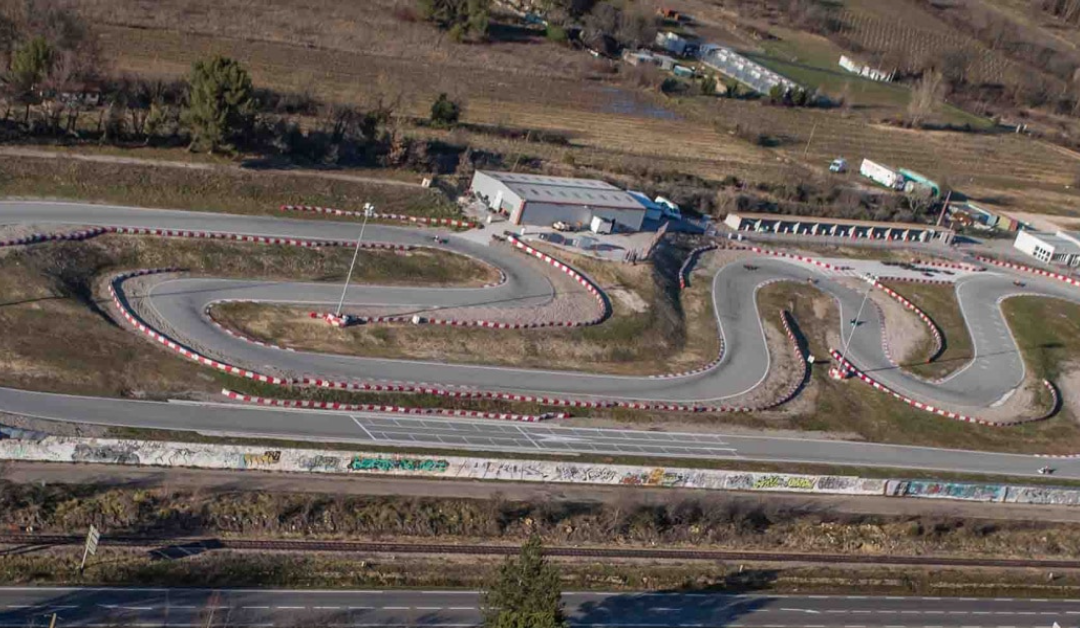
[859,158,903,190]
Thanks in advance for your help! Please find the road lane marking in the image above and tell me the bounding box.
[243,606,270,610]
[275,606,305,610]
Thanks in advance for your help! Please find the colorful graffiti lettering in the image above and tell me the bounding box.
[242,450,282,466]
[753,474,816,490]
[349,456,449,473]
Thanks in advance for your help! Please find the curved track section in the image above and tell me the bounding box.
[2,201,1080,473]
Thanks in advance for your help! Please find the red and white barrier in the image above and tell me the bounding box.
[0,225,413,251]
[976,255,1080,288]
[873,276,953,285]
[0,227,110,247]
[829,349,1056,427]
[507,234,609,324]
[679,244,717,290]
[221,389,566,422]
[280,204,475,229]
[205,305,295,352]
[868,278,943,363]
[108,270,292,385]
[761,309,809,409]
[732,244,849,272]
[909,258,984,272]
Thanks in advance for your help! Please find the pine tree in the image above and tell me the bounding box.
[9,36,53,91]
[482,536,567,628]
[181,55,255,152]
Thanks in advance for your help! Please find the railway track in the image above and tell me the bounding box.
[3,534,1078,570]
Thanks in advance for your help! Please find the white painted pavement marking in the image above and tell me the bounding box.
[351,417,377,442]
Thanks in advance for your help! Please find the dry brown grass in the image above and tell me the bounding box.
[0,235,489,397]
[213,245,721,376]
[0,155,453,217]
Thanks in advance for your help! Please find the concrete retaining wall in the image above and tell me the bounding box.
[0,434,886,496]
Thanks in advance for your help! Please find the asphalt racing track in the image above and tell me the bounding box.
[2,200,1080,476]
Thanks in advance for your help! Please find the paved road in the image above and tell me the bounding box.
[2,201,1080,475]
[0,588,1078,627]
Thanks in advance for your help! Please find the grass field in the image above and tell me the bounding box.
[50,0,1080,217]
[0,236,488,398]
[212,243,721,376]
[756,281,1080,454]
[881,281,973,379]
[0,155,454,218]
[1003,296,1080,381]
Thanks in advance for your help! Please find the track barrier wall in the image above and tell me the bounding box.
[829,349,1057,427]
[976,255,1080,288]
[7,433,1080,506]
[280,204,475,229]
[0,434,885,495]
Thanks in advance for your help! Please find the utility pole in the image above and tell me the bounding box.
[935,190,952,227]
[48,613,57,628]
[335,203,376,318]
[840,274,877,366]
[802,121,818,160]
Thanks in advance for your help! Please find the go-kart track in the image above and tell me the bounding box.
[3,200,1080,478]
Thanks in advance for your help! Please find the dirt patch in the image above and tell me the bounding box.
[841,278,931,366]
[609,288,649,313]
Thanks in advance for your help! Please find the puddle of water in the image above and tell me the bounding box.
[598,86,680,121]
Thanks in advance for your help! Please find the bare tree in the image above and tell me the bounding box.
[906,70,944,127]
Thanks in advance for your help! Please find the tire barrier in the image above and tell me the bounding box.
[0,225,413,251]
[731,244,850,272]
[205,305,295,352]
[220,389,567,422]
[976,255,1080,288]
[678,244,717,290]
[108,270,291,386]
[111,268,754,414]
[873,276,953,285]
[829,349,1057,427]
[909,258,984,272]
[867,278,943,363]
[0,227,110,247]
[506,234,610,324]
[280,204,475,229]
[764,309,810,409]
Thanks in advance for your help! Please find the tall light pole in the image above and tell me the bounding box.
[335,203,375,319]
[839,273,877,368]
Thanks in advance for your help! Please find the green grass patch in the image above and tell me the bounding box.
[882,281,973,379]
[1003,296,1080,381]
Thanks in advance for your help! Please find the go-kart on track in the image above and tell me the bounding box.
[2,200,1080,478]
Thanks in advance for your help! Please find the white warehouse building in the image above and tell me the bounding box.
[469,170,648,232]
[1014,229,1080,266]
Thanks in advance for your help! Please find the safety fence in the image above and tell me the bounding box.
[770,310,809,408]
[220,389,566,422]
[976,255,1080,288]
[731,243,850,272]
[829,349,1057,427]
[280,204,475,229]
[867,278,943,363]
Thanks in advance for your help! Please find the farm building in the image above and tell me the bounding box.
[700,47,799,95]
[838,55,895,82]
[470,171,648,232]
[1013,230,1080,266]
[724,212,954,244]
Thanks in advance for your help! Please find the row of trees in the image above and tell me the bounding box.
[416,0,492,42]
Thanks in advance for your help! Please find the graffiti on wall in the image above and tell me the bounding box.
[242,450,282,467]
[72,443,140,465]
[349,456,450,473]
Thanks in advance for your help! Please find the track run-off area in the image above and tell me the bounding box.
[3,200,1080,477]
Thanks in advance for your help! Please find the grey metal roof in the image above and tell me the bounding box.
[480,171,646,211]
[1035,232,1080,255]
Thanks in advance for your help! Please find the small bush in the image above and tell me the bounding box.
[430,93,462,127]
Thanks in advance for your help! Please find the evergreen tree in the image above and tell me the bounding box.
[482,536,567,628]
[9,36,53,91]
[181,55,254,152]
[430,93,461,127]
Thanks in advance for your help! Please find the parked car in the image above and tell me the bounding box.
[829,158,848,173]
[553,221,574,232]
